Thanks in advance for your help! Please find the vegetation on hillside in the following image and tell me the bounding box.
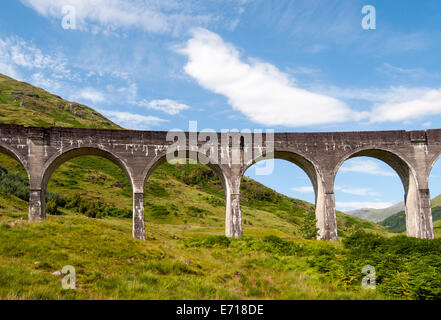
[379,207,441,233]
[0,73,120,129]
[1,73,438,300]
[309,231,441,299]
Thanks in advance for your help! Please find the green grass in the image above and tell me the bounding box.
[0,73,120,129]
[0,73,416,300]
[0,153,398,300]
[380,207,441,233]
[0,212,391,300]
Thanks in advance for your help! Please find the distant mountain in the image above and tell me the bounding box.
[380,206,441,233]
[379,195,441,233]
[346,202,405,223]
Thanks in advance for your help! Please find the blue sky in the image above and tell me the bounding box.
[1,0,441,211]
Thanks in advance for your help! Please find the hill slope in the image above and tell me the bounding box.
[346,202,405,223]
[0,73,398,300]
[380,205,441,233]
[0,72,388,238]
[0,73,119,129]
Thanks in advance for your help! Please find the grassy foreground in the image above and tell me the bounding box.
[0,210,389,300]
[0,153,393,300]
[1,72,440,300]
[3,201,441,300]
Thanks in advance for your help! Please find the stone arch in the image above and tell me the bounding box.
[334,147,416,194]
[427,149,441,187]
[334,147,424,237]
[244,150,322,203]
[0,142,30,180]
[42,146,133,192]
[142,149,229,195]
[36,146,134,224]
[243,150,332,239]
[142,149,232,236]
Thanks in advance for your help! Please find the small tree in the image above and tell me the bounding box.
[299,211,319,239]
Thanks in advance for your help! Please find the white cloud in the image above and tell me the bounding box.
[336,201,395,210]
[136,99,190,115]
[315,84,441,124]
[340,159,395,177]
[30,72,62,91]
[98,109,167,130]
[0,35,76,90]
[369,88,441,123]
[0,34,146,108]
[335,185,380,197]
[378,62,436,80]
[292,186,314,194]
[287,66,320,76]
[423,121,432,128]
[76,87,106,103]
[177,28,362,127]
[318,85,432,103]
[20,0,213,35]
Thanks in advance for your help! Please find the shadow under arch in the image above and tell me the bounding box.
[0,142,30,180]
[42,146,134,195]
[142,149,231,236]
[40,147,133,222]
[142,149,229,196]
[333,147,424,237]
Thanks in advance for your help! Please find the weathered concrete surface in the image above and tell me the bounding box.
[1,124,441,240]
[133,193,145,240]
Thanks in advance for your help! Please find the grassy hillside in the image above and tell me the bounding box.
[432,194,441,207]
[3,73,441,300]
[0,73,119,129]
[380,206,441,234]
[0,153,397,300]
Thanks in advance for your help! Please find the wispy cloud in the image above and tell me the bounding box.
[317,85,431,103]
[136,99,190,115]
[286,66,321,76]
[30,72,62,92]
[336,201,395,210]
[378,62,438,80]
[98,109,167,130]
[20,0,247,36]
[314,84,441,124]
[369,88,441,123]
[292,186,314,194]
[177,28,363,127]
[176,28,441,127]
[76,87,106,103]
[0,35,75,85]
[335,185,380,197]
[340,159,395,177]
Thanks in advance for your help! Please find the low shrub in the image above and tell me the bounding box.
[184,235,231,248]
[46,199,60,215]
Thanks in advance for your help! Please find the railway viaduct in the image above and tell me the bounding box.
[1,123,441,241]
